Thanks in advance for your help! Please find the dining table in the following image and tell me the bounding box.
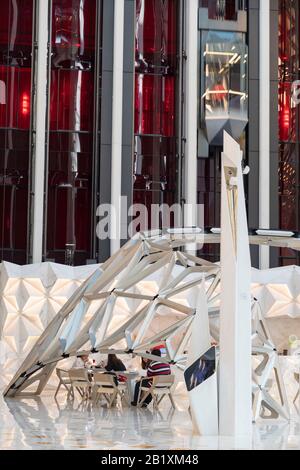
[87,368,140,403]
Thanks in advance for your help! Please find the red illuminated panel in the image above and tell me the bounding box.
[162,76,175,137]
[279,83,291,142]
[18,69,31,129]
[50,69,94,131]
[0,66,31,129]
[135,74,175,137]
[21,93,30,116]
[135,74,161,135]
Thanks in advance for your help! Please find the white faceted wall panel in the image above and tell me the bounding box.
[252,266,300,350]
[0,262,99,388]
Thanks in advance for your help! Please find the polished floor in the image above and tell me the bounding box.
[1,390,300,450]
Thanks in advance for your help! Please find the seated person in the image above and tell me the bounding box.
[72,354,93,369]
[105,354,126,372]
[131,349,171,407]
[141,353,150,370]
[104,354,127,384]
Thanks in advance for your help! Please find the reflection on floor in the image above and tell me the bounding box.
[1,390,300,450]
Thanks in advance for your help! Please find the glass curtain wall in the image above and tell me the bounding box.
[0,0,34,264]
[45,0,101,265]
[197,1,248,262]
[278,0,300,265]
[134,0,178,228]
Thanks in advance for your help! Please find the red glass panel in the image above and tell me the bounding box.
[136,0,177,71]
[279,82,295,142]
[52,0,96,63]
[50,69,94,131]
[134,0,178,222]
[278,0,300,265]
[0,0,33,65]
[46,0,97,265]
[0,0,33,264]
[162,76,175,137]
[135,74,161,135]
[135,73,175,136]
[0,67,31,129]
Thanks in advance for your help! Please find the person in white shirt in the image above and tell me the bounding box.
[72,355,93,369]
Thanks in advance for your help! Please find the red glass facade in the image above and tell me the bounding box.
[278,0,300,265]
[46,0,98,265]
[134,0,178,223]
[0,0,33,264]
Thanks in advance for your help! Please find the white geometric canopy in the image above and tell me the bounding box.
[4,231,219,398]
[2,229,291,423]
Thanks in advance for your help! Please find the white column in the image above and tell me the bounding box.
[184,0,198,228]
[32,0,49,264]
[110,0,125,255]
[219,132,252,444]
[259,0,270,269]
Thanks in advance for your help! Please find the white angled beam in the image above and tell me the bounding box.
[259,0,270,269]
[184,0,198,228]
[32,0,49,263]
[111,0,125,255]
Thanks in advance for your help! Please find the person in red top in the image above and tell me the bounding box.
[131,349,171,407]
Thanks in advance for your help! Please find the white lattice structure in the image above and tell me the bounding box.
[0,257,295,422]
[252,300,290,421]
[0,262,99,388]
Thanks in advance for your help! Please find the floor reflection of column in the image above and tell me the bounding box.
[5,397,64,449]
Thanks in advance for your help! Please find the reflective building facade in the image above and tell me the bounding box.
[0,1,293,269]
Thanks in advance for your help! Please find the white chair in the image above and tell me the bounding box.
[116,381,130,405]
[68,369,92,401]
[93,372,123,408]
[137,375,176,410]
[54,368,73,398]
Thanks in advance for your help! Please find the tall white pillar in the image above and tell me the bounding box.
[259,0,270,269]
[219,132,252,444]
[184,0,198,228]
[32,0,49,264]
[110,0,125,255]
